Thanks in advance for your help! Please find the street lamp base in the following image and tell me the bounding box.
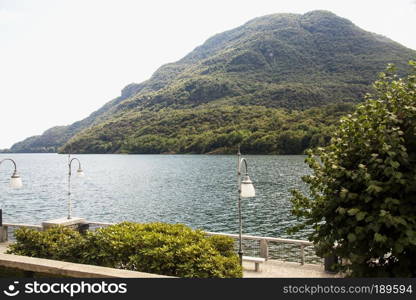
[238,251,244,266]
[42,217,86,230]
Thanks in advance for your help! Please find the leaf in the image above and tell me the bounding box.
[340,188,348,199]
[374,233,387,243]
[347,208,360,216]
[336,207,346,215]
[356,212,366,221]
[391,161,400,168]
[366,184,383,194]
[347,233,357,242]
[347,192,358,200]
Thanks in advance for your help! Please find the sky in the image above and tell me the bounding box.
[1,0,416,149]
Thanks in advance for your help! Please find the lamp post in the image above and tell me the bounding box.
[0,158,23,226]
[237,147,256,266]
[67,156,84,220]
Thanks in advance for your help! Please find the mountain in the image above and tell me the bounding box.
[7,10,416,154]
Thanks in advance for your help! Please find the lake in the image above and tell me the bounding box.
[0,154,311,238]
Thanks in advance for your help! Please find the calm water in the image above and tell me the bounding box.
[0,154,311,238]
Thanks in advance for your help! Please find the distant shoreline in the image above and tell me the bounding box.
[0,152,307,156]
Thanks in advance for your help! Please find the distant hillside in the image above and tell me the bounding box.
[8,10,416,154]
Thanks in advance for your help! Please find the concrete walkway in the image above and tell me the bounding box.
[0,242,10,254]
[243,259,340,278]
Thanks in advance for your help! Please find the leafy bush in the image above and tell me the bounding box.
[8,227,87,262]
[7,222,242,278]
[207,235,237,257]
[290,62,416,277]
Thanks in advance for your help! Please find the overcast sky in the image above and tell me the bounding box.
[1,0,415,148]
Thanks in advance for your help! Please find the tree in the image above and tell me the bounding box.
[290,62,416,277]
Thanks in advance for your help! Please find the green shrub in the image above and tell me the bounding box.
[7,222,242,278]
[207,235,237,257]
[8,227,87,262]
[290,62,416,277]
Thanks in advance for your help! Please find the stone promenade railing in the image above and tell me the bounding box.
[88,222,322,265]
[205,231,320,265]
[1,221,322,265]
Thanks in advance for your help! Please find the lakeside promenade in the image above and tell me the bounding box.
[0,237,338,278]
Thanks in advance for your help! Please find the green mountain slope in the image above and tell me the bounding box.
[64,103,355,154]
[7,10,416,154]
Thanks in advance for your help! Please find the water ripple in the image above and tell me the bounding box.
[0,154,311,238]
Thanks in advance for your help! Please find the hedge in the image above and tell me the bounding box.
[7,222,242,278]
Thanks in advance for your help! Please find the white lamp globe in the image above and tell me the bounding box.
[10,173,23,188]
[240,175,255,198]
[77,168,85,177]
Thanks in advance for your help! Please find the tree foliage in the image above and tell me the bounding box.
[290,62,416,277]
[60,103,354,154]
